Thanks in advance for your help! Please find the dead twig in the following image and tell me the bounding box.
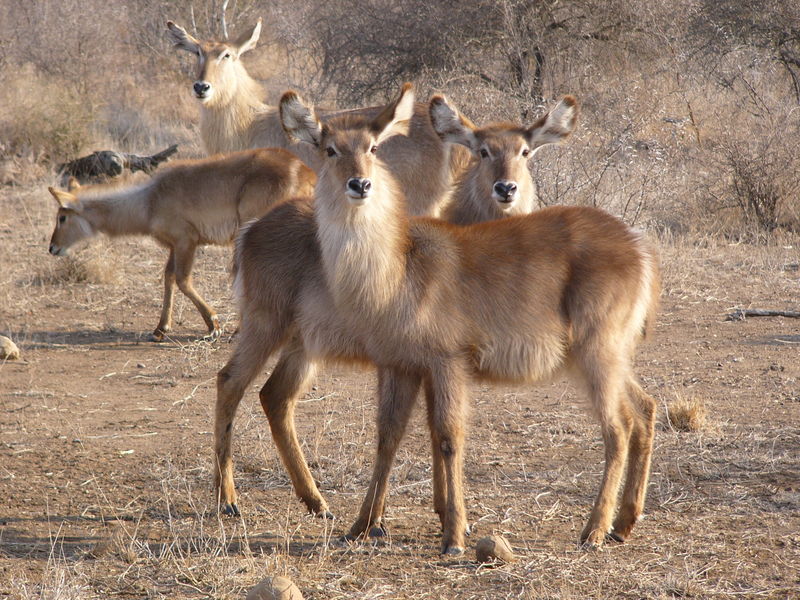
[57,144,179,186]
[726,308,800,321]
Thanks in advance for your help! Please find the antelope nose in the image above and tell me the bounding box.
[494,181,517,202]
[193,81,211,96]
[347,177,372,197]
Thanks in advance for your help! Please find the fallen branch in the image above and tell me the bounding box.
[124,144,179,174]
[726,308,800,321]
[57,144,179,186]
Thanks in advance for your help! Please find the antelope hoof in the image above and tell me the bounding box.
[221,503,240,517]
[369,524,387,538]
[343,520,381,541]
[441,544,465,557]
[579,526,608,550]
[149,330,167,342]
[315,510,335,521]
[204,329,222,342]
[606,530,626,544]
[344,523,367,541]
[611,515,637,540]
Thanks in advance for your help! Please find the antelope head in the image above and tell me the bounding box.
[280,83,415,211]
[166,19,262,106]
[47,182,93,256]
[429,95,578,213]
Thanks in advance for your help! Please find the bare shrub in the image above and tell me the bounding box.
[0,65,94,170]
[727,146,783,234]
[689,56,800,241]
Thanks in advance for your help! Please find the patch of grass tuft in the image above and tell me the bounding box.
[666,395,708,432]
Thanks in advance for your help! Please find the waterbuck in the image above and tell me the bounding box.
[279,83,659,554]
[48,148,315,341]
[214,90,599,553]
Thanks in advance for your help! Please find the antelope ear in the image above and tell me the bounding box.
[49,187,76,208]
[166,21,201,54]
[525,95,579,152]
[67,177,81,192]
[279,90,323,146]
[370,82,415,144]
[429,94,478,151]
[234,18,262,55]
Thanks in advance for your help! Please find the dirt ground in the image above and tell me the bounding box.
[1,184,799,599]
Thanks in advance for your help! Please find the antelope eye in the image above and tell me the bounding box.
[221,52,231,59]
[326,147,337,157]
[522,148,530,157]
[370,145,378,155]
[479,148,489,158]
[58,215,66,224]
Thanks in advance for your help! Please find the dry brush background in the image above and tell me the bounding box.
[1,1,799,598]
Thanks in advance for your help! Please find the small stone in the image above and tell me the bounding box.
[246,576,304,600]
[0,336,20,360]
[475,535,515,564]
[136,363,146,369]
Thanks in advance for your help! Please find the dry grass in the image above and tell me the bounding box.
[665,395,708,433]
[33,248,122,286]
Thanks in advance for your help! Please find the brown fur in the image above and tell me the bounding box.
[47,148,315,341]
[165,21,463,217]
[213,87,658,556]
[429,95,578,225]
[212,91,574,525]
[295,84,660,554]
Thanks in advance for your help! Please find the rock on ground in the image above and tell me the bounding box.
[0,335,20,360]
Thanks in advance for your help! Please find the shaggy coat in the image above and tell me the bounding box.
[215,85,658,556]
[213,91,577,534]
[287,84,660,554]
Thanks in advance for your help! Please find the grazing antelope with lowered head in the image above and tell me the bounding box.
[212,91,578,532]
[280,83,660,555]
[48,148,315,341]
[165,19,463,217]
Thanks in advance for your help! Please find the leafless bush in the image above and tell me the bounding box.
[0,65,93,169]
[698,138,800,241]
[686,43,800,241]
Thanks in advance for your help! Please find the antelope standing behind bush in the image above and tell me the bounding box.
[48,148,315,341]
[165,19,463,217]
[279,83,659,555]
[212,90,578,537]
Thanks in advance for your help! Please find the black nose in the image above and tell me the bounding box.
[494,181,517,201]
[347,177,372,197]
[193,81,210,96]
